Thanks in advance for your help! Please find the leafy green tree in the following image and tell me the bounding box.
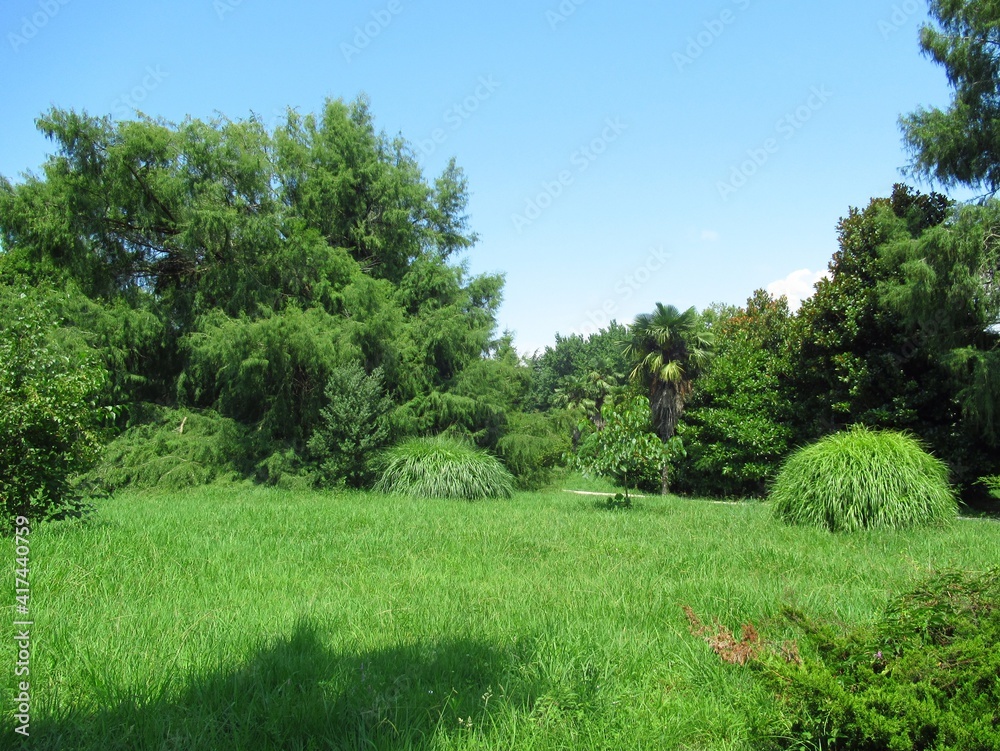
[178,306,360,450]
[0,287,109,524]
[901,0,1000,195]
[624,304,714,493]
[578,395,666,499]
[496,411,573,490]
[528,322,630,413]
[675,291,798,498]
[792,186,951,433]
[393,334,530,451]
[308,365,394,488]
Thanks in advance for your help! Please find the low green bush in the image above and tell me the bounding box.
[496,411,572,490]
[979,474,1000,499]
[375,435,515,500]
[85,406,254,493]
[770,427,957,532]
[749,568,1000,751]
[575,396,665,496]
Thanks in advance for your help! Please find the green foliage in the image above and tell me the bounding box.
[901,0,1000,194]
[624,304,713,489]
[787,185,1000,490]
[621,304,713,494]
[179,306,360,448]
[980,474,1000,498]
[375,435,515,500]
[677,290,798,498]
[879,200,1000,449]
[392,390,506,449]
[577,395,665,497]
[791,186,953,436]
[1,101,503,492]
[600,492,633,511]
[85,406,254,493]
[0,286,109,524]
[496,411,573,489]
[771,427,958,532]
[752,568,1000,751]
[307,365,394,488]
[528,322,630,416]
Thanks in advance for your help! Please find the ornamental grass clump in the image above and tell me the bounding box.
[375,435,515,500]
[770,427,957,532]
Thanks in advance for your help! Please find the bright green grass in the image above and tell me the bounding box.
[4,480,1000,750]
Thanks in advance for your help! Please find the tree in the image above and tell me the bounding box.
[527,322,629,413]
[675,291,798,498]
[790,184,998,490]
[307,364,394,488]
[624,304,714,493]
[0,287,109,524]
[790,186,954,437]
[578,395,665,500]
[901,0,1000,195]
[880,199,1000,453]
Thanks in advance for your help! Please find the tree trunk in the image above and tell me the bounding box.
[651,381,687,495]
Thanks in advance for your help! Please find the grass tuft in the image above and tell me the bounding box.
[770,427,957,532]
[375,435,515,500]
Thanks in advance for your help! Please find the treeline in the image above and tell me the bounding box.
[531,185,1000,501]
[2,105,999,518]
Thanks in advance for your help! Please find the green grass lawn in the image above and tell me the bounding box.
[5,479,1000,750]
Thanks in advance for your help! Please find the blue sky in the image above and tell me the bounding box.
[1,0,964,354]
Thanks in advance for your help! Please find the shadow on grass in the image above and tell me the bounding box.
[959,486,1000,520]
[20,621,539,751]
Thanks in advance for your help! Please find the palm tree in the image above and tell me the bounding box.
[623,304,714,493]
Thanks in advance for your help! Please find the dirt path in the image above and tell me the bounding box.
[562,489,742,505]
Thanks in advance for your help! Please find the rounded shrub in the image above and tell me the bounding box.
[770,427,957,532]
[375,435,515,500]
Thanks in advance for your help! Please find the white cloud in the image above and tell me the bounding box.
[766,268,830,310]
